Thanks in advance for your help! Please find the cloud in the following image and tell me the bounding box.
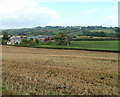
[106,15,118,26]
[96,15,118,27]
[85,8,98,14]
[0,0,59,28]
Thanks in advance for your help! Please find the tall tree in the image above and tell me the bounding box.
[2,32,10,44]
[2,32,9,40]
[54,31,71,45]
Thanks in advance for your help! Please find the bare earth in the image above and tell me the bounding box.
[2,45,118,95]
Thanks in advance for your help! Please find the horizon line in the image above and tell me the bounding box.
[0,25,118,30]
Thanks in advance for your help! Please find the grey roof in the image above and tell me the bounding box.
[10,35,54,39]
[27,35,54,39]
[10,36,21,39]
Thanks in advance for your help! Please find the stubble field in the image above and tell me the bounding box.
[2,45,118,95]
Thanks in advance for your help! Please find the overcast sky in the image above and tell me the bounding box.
[0,0,119,29]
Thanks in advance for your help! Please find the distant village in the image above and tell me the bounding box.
[6,35,55,45]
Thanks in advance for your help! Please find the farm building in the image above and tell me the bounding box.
[7,35,54,44]
[7,36,23,44]
[27,35,54,42]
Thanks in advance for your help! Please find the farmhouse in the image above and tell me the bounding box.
[7,36,23,44]
[7,35,54,44]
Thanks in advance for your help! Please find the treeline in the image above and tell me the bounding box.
[78,29,120,37]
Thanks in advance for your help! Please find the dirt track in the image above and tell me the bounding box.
[2,46,118,95]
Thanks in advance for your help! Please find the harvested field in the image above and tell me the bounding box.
[2,45,118,95]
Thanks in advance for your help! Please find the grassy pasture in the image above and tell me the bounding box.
[70,41,119,51]
[2,45,118,95]
[37,41,119,51]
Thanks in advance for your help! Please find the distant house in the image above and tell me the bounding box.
[7,36,23,44]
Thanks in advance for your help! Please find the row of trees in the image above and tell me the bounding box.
[78,30,119,37]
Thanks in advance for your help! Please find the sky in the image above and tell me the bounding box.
[0,0,119,29]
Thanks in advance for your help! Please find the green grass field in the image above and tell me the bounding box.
[90,29,116,33]
[37,41,119,51]
[70,41,119,51]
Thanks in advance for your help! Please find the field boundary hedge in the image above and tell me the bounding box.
[6,44,119,53]
[74,39,119,41]
[35,46,119,53]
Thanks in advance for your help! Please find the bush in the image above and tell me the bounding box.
[1,40,7,45]
[41,42,53,45]
[20,38,37,47]
[54,31,71,46]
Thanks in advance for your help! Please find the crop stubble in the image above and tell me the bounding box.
[2,46,118,95]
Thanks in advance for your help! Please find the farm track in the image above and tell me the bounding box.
[2,46,118,95]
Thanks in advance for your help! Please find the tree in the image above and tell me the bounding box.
[2,32,9,40]
[35,39,39,44]
[21,38,37,47]
[114,27,120,37]
[54,31,71,45]
[28,38,37,46]
[22,39,28,44]
[81,30,92,36]
[2,32,10,44]
[114,27,120,32]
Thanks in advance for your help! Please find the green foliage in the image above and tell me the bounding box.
[2,32,10,44]
[114,27,120,32]
[1,40,7,45]
[54,31,71,45]
[90,29,118,37]
[22,38,28,44]
[1,27,119,38]
[81,30,91,36]
[80,30,108,37]
[2,32,9,40]
[114,27,120,37]
[41,41,53,45]
[20,38,37,47]
[35,39,39,44]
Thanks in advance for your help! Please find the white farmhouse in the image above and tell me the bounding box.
[7,36,22,44]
